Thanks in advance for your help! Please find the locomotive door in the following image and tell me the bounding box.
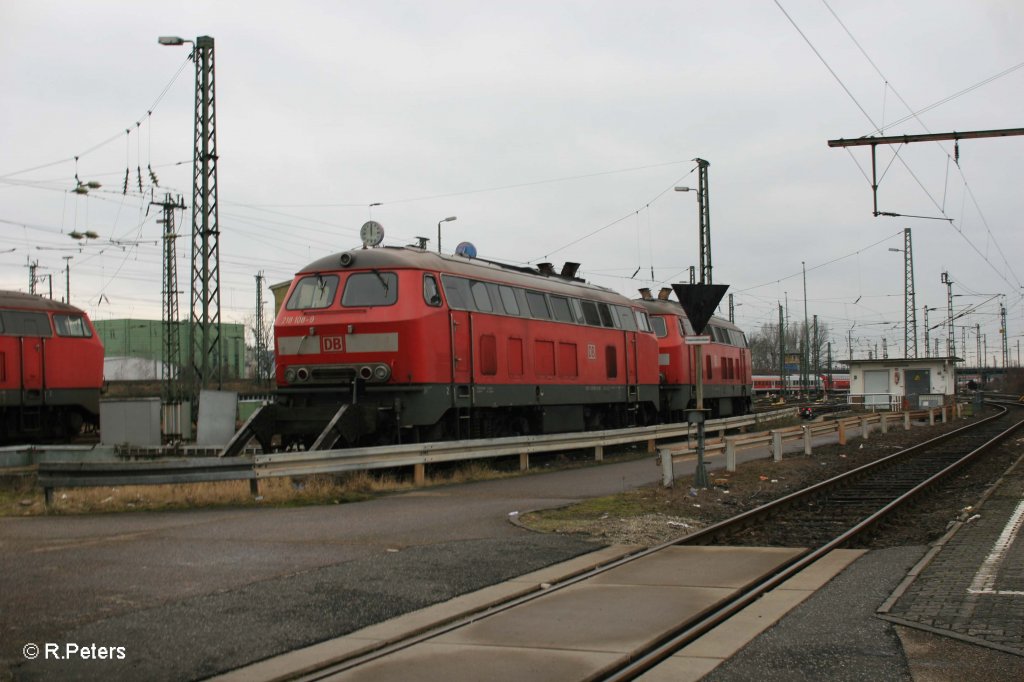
[10,311,50,406]
[449,310,473,391]
[624,331,639,401]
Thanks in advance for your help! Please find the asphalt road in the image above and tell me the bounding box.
[1,454,666,681]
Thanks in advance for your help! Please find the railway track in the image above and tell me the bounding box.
[250,403,1024,682]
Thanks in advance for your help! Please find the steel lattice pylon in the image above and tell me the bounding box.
[695,158,712,285]
[154,193,186,400]
[189,35,222,393]
[902,228,918,358]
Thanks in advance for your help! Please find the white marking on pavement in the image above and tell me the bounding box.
[967,500,1024,596]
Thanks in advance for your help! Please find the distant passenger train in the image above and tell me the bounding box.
[0,291,104,442]
[752,373,850,394]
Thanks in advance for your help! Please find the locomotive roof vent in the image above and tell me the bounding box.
[560,262,580,279]
[639,287,653,300]
[658,287,673,301]
[537,262,555,276]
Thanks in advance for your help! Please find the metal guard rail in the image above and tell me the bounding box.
[35,408,795,499]
[658,405,961,486]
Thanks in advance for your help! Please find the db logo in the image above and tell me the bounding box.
[586,344,597,360]
[321,336,344,352]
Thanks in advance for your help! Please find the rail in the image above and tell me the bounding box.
[35,408,795,503]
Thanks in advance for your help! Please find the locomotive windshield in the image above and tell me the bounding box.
[342,272,398,307]
[286,275,339,310]
[54,314,92,337]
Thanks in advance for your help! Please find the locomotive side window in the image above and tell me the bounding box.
[549,296,573,323]
[580,300,601,326]
[286,275,339,310]
[441,275,472,310]
[423,275,442,307]
[498,286,520,315]
[678,316,695,336]
[470,281,492,312]
[597,303,615,328]
[569,298,585,324]
[342,272,398,307]
[0,311,52,337]
[649,316,668,338]
[525,291,551,319]
[54,314,92,337]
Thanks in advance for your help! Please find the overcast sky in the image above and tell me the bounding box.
[2,0,1022,365]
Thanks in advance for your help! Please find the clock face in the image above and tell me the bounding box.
[360,220,385,247]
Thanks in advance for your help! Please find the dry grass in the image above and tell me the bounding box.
[0,460,520,516]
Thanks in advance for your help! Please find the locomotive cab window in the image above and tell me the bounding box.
[286,274,339,310]
[0,311,52,337]
[54,314,92,337]
[423,274,442,307]
[470,281,492,312]
[634,310,652,333]
[613,305,637,331]
[597,303,615,328]
[649,316,668,338]
[342,271,398,307]
[441,275,472,310]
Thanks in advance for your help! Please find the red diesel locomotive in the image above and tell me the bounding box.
[637,288,753,419]
[0,291,104,442]
[237,232,753,453]
[267,246,662,448]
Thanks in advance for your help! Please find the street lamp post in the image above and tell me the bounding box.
[437,216,457,254]
[62,256,72,304]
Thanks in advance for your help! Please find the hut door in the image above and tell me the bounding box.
[904,369,930,409]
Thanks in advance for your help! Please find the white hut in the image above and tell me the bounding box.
[847,357,959,411]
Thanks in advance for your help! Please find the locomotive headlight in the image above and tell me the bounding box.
[296,367,310,382]
[284,368,297,383]
[358,365,374,381]
[373,364,391,382]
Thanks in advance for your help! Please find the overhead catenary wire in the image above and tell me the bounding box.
[778,0,1023,299]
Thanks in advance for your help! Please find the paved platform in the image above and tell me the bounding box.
[216,546,865,682]
[879,450,1024,656]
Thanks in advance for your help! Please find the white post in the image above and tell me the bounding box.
[861,416,871,439]
[803,425,812,455]
[904,411,911,430]
[726,438,737,472]
[660,449,674,488]
[772,430,783,462]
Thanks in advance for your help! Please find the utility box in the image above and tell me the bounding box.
[196,390,238,446]
[100,398,162,446]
